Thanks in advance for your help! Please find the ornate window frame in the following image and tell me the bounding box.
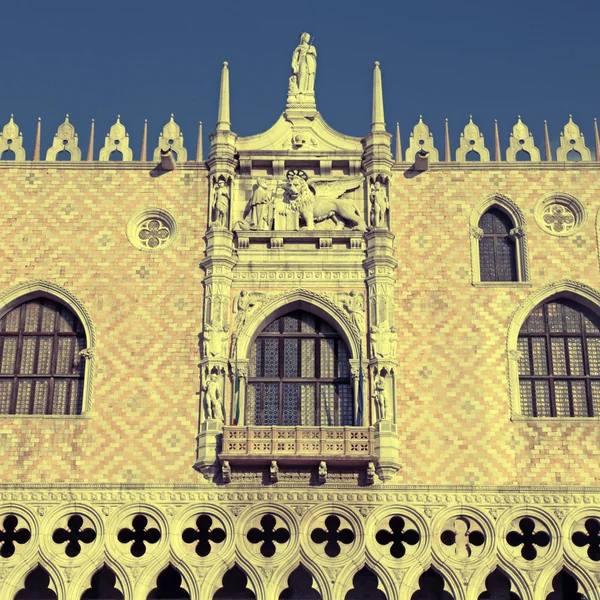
[0,280,96,417]
[507,279,600,421]
[469,193,530,287]
[234,289,362,427]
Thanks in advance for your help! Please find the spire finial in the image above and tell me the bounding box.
[87,118,95,161]
[494,119,501,162]
[544,119,552,162]
[33,117,41,161]
[395,122,402,162]
[216,61,231,131]
[594,118,600,163]
[444,118,451,162]
[371,61,385,132]
[140,119,148,161]
[196,121,203,162]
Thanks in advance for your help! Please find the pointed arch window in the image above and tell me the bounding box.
[0,298,86,415]
[518,299,600,417]
[478,207,519,282]
[247,310,353,426]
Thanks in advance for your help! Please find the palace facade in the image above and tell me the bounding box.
[0,33,599,600]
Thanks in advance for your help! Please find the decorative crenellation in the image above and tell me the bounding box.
[556,115,592,162]
[99,116,133,161]
[405,115,439,163]
[455,115,490,162]
[506,116,541,162]
[46,115,82,161]
[1,491,599,600]
[0,114,26,160]
[153,114,188,163]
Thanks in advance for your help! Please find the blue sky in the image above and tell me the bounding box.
[4,0,600,158]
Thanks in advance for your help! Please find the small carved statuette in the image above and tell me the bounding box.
[221,461,231,484]
[366,462,376,485]
[318,461,327,484]
[249,178,272,230]
[232,291,264,339]
[203,325,228,359]
[212,180,229,228]
[370,181,389,229]
[372,374,388,421]
[78,347,95,360]
[341,291,365,333]
[203,374,224,421]
[270,460,279,483]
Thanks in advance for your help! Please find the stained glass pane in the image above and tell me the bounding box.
[70,379,84,415]
[283,315,299,332]
[53,379,69,414]
[282,383,298,425]
[584,313,600,334]
[2,307,20,332]
[23,302,40,332]
[320,384,335,426]
[300,339,315,378]
[263,383,278,425]
[37,337,53,375]
[320,320,334,333]
[57,306,76,332]
[547,303,564,333]
[337,342,349,378]
[550,339,567,376]
[479,237,496,282]
[264,339,279,377]
[32,380,49,414]
[479,208,512,234]
[300,314,317,333]
[250,339,261,377]
[524,307,545,333]
[534,381,551,417]
[520,381,534,416]
[571,381,588,416]
[517,339,530,375]
[495,237,517,282]
[56,337,74,375]
[563,304,582,332]
[320,339,335,377]
[0,380,12,412]
[246,383,257,425]
[20,337,37,373]
[567,338,584,375]
[554,381,570,417]
[300,384,315,425]
[587,338,600,376]
[263,318,280,332]
[283,338,299,377]
[338,384,353,425]
[15,380,32,414]
[531,338,548,375]
[41,303,56,331]
[0,337,17,374]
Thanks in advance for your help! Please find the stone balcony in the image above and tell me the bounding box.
[219,425,375,467]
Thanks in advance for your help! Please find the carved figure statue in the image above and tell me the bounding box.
[318,460,327,484]
[372,374,388,421]
[283,174,365,230]
[232,290,264,338]
[370,325,382,359]
[203,374,224,421]
[270,460,279,483]
[291,32,317,95]
[342,292,365,333]
[249,178,272,230]
[370,181,389,229]
[212,180,229,228]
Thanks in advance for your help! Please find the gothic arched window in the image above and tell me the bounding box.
[0,298,86,415]
[518,299,600,417]
[478,207,518,282]
[247,310,353,426]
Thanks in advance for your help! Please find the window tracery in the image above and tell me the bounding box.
[247,310,353,426]
[0,298,87,415]
[478,207,518,282]
[518,299,600,417]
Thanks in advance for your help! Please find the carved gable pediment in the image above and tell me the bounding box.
[236,112,362,156]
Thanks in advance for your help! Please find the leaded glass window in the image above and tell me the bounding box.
[248,310,353,426]
[0,298,86,415]
[518,299,600,417]
[478,207,518,282]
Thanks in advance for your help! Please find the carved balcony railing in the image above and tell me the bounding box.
[220,426,375,466]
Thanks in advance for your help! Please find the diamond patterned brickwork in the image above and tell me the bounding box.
[391,166,600,487]
[0,164,208,484]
